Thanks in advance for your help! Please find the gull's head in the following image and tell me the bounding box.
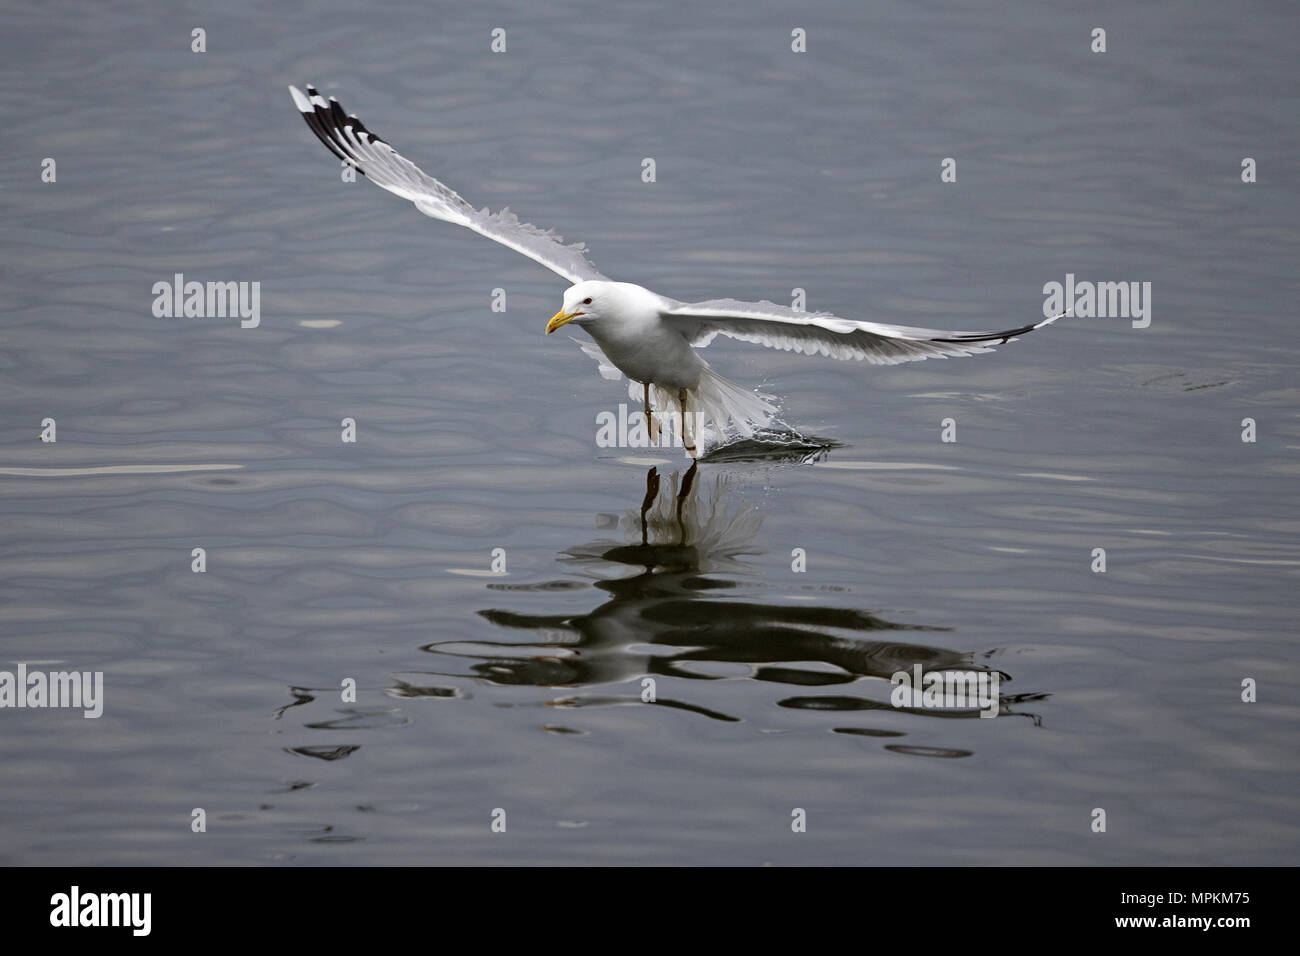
[546,281,658,334]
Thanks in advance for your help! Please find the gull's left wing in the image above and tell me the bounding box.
[659,298,1061,365]
[288,85,604,285]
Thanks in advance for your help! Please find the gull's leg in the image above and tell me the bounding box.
[640,466,660,545]
[679,388,698,458]
[644,383,660,446]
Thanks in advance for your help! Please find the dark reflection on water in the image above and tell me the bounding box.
[420,465,1047,733]
[285,745,361,762]
[698,429,841,464]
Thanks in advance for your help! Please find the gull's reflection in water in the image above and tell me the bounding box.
[421,465,1047,739]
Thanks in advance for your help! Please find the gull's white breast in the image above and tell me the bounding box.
[584,316,704,389]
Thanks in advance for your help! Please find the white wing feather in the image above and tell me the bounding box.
[289,85,603,285]
[574,338,624,380]
[660,298,1061,365]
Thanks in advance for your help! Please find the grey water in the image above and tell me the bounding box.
[1,0,1297,865]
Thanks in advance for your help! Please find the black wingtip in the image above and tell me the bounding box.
[930,317,1051,345]
[291,84,392,180]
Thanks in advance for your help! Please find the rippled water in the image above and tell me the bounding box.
[2,0,1297,864]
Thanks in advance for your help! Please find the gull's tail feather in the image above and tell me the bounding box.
[691,365,778,441]
[582,338,776,455]
[643,364,777,454]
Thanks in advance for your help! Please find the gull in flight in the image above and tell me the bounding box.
[289,85,1059,457]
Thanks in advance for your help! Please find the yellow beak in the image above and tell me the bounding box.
[546,309,582,334]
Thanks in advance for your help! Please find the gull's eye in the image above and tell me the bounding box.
[582,297,592,305]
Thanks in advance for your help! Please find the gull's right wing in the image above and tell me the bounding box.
[659,297,1062,365]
